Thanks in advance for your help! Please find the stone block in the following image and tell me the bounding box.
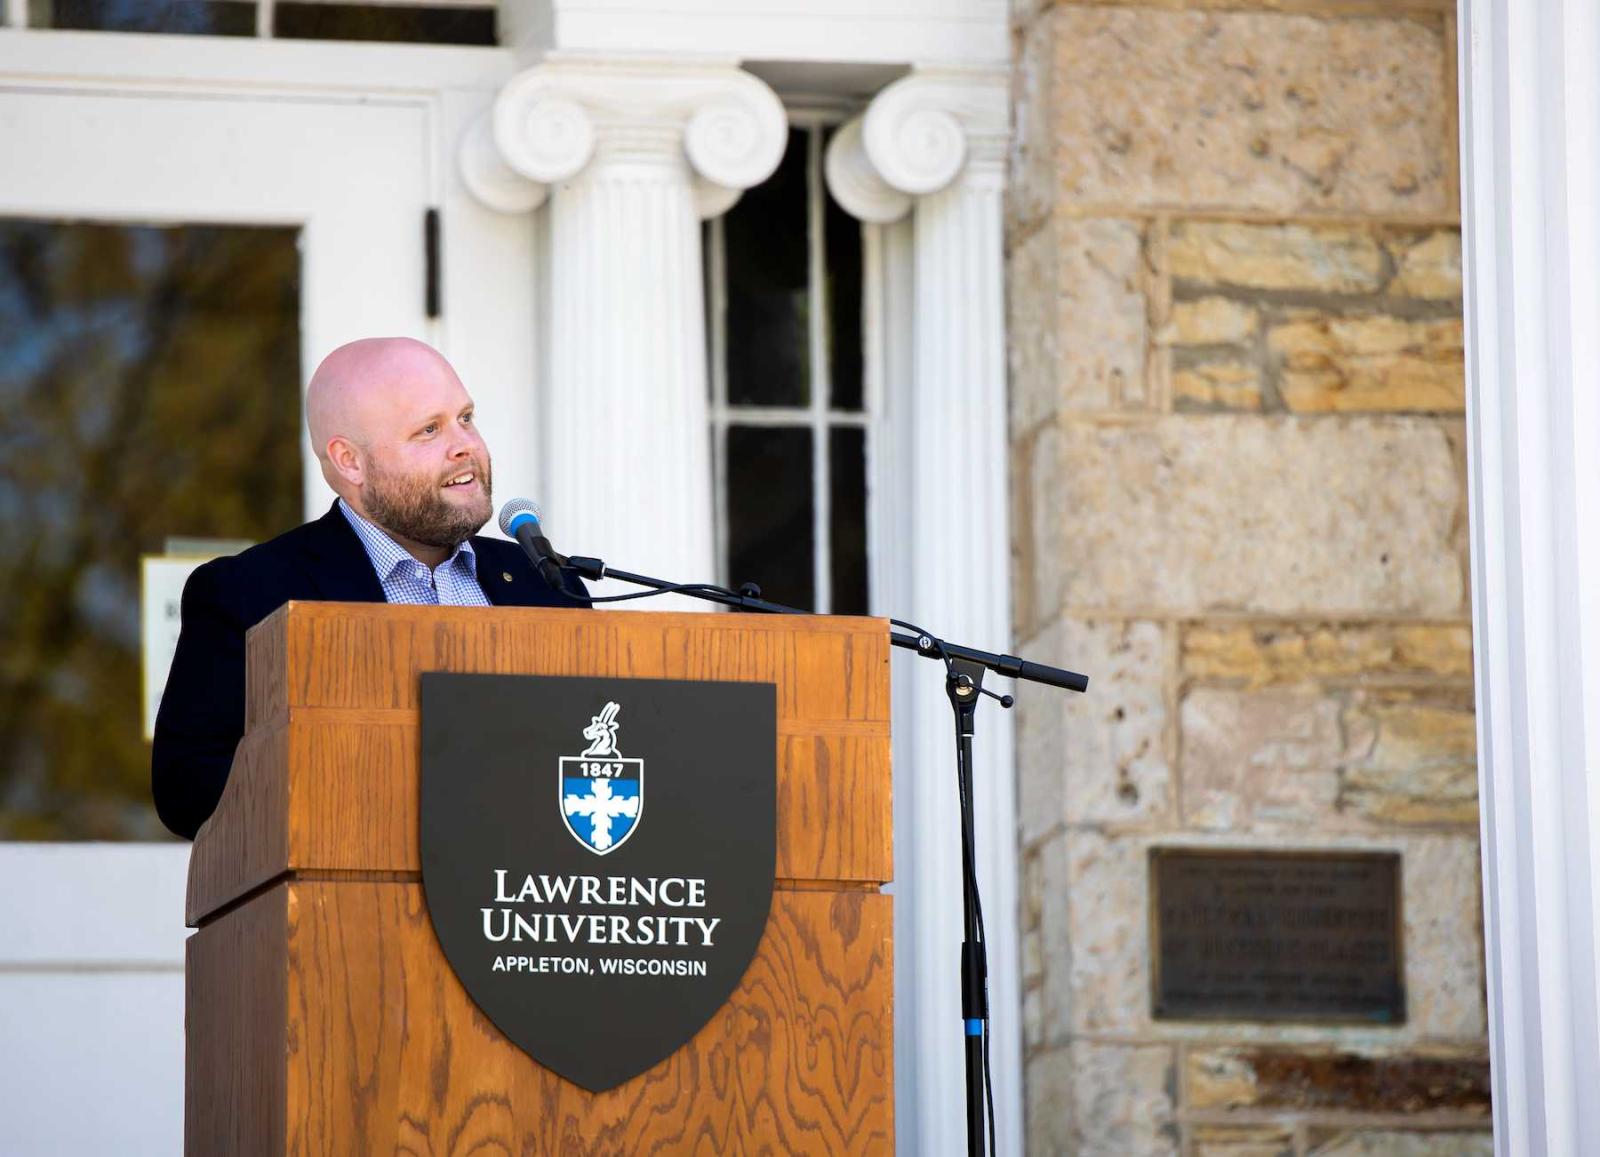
[1022,924,1044,986]
[1173,359,1264,412]
[1016,618,1171,843]
[1307,1130,1493,1157]
[1046,8,1452,215]
[1185,1047,1491,1114]
[1026,1043,1076,1156]
[1167,295,1260,345]
[1269,314,1465,413]
[1181,683,1478,830]
[1032,417,1465,618]
[1187,1048,1264,1110]
[1036,829,1149,1038]
[1028,833,1077,1039]
[1171,222,1385,295]
[1390,624,1476,678]
[1387,230,1463,299]
[1181,623,1474,687]
[1342,690,1478,824]
[1399,835,1486,1036]
[1066,1041,1179,1157]
[1181,687,1345,830]
[1009,216,1149,431]
[1191,1125,1295,1157]
[1012,11,1062,232]
[1023,984,1045,1051]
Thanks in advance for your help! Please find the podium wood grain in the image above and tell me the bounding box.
[185,604,894,1155]
[188,882,890,1154]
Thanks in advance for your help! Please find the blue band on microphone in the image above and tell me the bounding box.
[964,1019,983,1037]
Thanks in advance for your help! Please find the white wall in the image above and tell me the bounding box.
[499,0,1009,64]
[0,845,190,1155]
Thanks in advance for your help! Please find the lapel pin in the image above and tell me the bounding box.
[502,572,514,582]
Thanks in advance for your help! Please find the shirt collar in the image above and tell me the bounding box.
[337,498,477,581]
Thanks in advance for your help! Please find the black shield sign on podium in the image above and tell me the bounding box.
[420,672,777,1092]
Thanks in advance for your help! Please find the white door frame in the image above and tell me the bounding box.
[0,32,533,1153]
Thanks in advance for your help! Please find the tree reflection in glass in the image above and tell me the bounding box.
[0,220,302,839]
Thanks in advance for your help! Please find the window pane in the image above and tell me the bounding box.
[726,426,813,611]
[274,2,495,44]
[825,132,865,413]
[829,427,868,615]
[29,0,255,34]
[0,220,303,840]
[723,129,810,407]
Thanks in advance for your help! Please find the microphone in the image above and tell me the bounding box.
[498,499,566,592]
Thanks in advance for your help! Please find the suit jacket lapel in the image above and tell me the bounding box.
[476,541,539,607]
[298,501,387,603]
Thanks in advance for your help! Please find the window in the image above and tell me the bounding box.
[706,122,870,615]
[0,220,303,839]
[19,0,497,44]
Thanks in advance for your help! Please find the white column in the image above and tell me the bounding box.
[1459,2,1600,1155]
[460,59,786,582]
[829,69,1021,1157]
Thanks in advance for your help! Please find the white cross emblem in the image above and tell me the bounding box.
[563,778,640,852]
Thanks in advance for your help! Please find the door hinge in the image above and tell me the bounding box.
[424,207,442,319]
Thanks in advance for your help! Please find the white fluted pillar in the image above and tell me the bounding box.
[828,70,1020,1157]
[460,59,786,581]
[1459,1,1600,1153]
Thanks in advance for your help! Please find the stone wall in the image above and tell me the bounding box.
[1007,3,1486,1154]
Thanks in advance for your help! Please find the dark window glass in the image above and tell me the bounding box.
[0,220,303,840]
[829,427,868,615]
[29,0,255,34]
[723,130,809,407]
[824,136,864,413]
[274,2,495,45]
[726,426,813,610]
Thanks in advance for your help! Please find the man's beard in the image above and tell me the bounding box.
[363,455,493,550]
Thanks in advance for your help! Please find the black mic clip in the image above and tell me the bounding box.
[955,672,1014,709]
[564,555,606,581]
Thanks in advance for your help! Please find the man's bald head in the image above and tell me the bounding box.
[305,337,493,564]
[306,337,463,472]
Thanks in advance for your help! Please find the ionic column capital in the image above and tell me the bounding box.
[824,68,1009,224]
[459,57,787,219]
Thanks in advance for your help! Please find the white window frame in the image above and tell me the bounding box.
[706,109,878,615]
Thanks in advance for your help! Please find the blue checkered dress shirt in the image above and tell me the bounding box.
[337,498,492,607]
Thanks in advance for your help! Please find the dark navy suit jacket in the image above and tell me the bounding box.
[151,501,588,839]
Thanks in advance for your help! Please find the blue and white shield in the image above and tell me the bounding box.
[558,701,645,854]
[558,755,644,853]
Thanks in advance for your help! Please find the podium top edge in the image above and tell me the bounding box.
[260,602,892,634]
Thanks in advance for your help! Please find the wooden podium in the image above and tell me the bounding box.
[183,602,893,1154]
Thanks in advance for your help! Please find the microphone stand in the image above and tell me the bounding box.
[554,551,1088,1156]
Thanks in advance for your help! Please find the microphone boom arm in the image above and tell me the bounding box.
[559,555,1088,695]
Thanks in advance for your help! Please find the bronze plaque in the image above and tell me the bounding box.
[1151,848,1405,1023]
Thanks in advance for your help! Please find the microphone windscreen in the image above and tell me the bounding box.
[497,497,543,537]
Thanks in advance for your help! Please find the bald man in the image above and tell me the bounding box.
[152,338,587,839]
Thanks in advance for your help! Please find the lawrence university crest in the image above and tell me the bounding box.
[419,673,776,1092]
[559,702,644,854]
